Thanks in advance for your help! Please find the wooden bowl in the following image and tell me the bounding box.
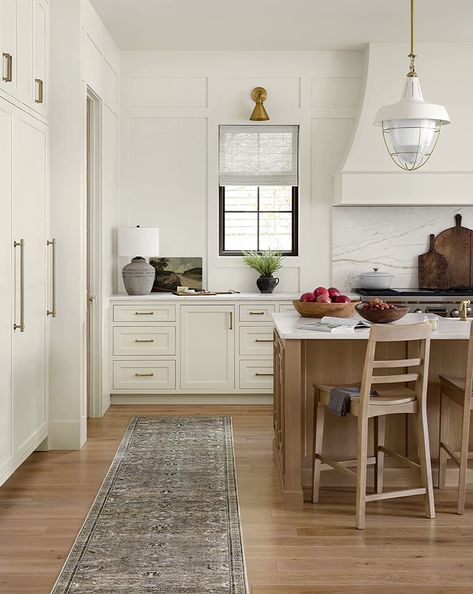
[292,300,358,319]
[355,302,409,324]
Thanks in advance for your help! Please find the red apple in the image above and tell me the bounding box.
[300,292,315,302]
[334,294,351,303]
[328,287,341,299]
[316,294,331,303]
[313,286,329,297]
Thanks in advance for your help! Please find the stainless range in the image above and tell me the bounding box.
[354,288,473,318]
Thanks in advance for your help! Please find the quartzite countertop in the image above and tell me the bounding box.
[110,292,300,302]
[272,312,472,507]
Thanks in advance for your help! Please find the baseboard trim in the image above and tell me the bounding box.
[48,419,87,450]
[111,394,273,405]
[0,426,48,487]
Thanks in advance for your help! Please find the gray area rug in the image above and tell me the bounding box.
[51,416,248,594]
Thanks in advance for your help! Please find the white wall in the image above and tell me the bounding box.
[337,43,473,204]
[49,0,119,448]
[119,50,364,293]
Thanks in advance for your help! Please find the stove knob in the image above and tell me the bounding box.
[451,308,461,318]
[413,308,423,314]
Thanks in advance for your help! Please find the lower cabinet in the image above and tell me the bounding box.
[180,305,235,391]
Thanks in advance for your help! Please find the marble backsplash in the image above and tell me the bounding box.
[332,207,473,292]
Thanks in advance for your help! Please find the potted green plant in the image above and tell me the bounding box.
[242,249,284,293]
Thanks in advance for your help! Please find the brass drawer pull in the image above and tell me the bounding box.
[249,311,265,315]
[35,78,44,104]
[135,372,154,377]
[134,339,154,343]
[255,339,274,343]
[135,311,154,315]
[2,53,12,82]
[13,239,25,332]
[229,311,233,330]
[255,372,274,377]
[47,239,56,317]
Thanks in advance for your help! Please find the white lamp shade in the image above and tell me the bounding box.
[118,226,160,258]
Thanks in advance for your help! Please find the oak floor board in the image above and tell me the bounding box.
[1,404,473,593]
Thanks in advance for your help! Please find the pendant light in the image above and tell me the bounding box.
[374,0,450,171]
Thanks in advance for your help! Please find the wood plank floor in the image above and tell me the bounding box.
[1,405,473,593]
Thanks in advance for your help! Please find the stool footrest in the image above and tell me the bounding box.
[379,446,421,470]
[316,454,376,479]
[440,441,461,467]
[366,488,426,502]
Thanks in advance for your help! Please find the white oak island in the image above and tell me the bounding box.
[272,312,472,507]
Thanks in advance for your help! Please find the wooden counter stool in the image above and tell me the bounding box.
[438,322,473,514]
[312,322,434,530]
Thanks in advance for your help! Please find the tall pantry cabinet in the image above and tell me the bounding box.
[0,0,50,486]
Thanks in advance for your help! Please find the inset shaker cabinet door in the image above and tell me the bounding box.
[0,0,18,97]
[32,0,47,115]
[113,326,176,357]
[180,305,235,391]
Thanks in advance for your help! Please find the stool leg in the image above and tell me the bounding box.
[416,405,435,519]
[374,415,385,495]
[457,405,471,515]
[438,392,449,489]
[356,415,369,530]
[312,396,326,504]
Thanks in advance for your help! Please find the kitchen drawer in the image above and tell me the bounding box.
[113,304,176,322]
[113,327,176,356]
[239,360,274,390]
[113,361,176,391]
[279,302,295,312]
[239,326,274,356]
[239,304,276,323]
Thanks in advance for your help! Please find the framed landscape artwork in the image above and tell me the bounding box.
[149,257,203,292]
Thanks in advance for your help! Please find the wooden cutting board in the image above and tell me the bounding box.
[434,214,473,288]
[418,234,449,289]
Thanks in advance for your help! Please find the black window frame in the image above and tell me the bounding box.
[219,185,299,256]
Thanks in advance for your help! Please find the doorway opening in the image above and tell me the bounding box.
[86,89,102,418]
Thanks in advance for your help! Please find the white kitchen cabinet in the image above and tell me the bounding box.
[0,99,48,486]
[0,0,48,118]
[180,305,235,392]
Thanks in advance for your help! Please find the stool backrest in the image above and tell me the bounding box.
[359,322,432,413]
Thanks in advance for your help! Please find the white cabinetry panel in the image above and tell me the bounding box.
[113,326,176,357]
[239,326,274,356]
[180,305,235,391]
[113,361,176,391]
[0,0,18,97]
[239,304,276,323]
[114,304,176,322]
[239,360,274,390]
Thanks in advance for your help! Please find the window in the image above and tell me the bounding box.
[219,125,299,256]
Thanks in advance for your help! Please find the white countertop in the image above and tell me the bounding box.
[110,292,299,302]
[273,312,472,341]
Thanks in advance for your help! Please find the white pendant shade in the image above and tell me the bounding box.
[374,76,450,171]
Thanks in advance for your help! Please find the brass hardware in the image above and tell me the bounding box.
[134,339,154,343]
[14,240,25,332]
[249,87,269,121]
[47,239,56,317]
[88,296,96,304]
[229,311,233,330]
[406,0,417,77]
[255,372,274,377]
[135,372,154,377]
[255,339,274,343]
[249,311,265,315]
[35,78,44,104]
[135,311,154,315]
[2,53,12,82]
[460,300,471,321]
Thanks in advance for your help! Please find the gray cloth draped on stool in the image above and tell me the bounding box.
[328,387,378,417]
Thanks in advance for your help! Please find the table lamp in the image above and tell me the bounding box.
[118,226,160,295]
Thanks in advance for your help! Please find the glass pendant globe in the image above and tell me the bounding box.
[382,118,441,171]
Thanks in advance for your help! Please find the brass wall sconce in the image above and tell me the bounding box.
[249,87,269,121]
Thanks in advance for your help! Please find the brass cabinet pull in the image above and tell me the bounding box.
[255,372,274,377]
[134,339,154,343]
[14,240,25,332]
[47,239,56,317]
[135,372,154,377]
[249,311,265,315]
[35,78,44,104]
[2,53,12,82]
[229,311,233,330]
[135,311,154,315]
[255,338,274,343]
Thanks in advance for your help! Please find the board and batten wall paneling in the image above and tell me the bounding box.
[119,51,362,293]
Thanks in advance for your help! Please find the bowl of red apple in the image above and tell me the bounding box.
[355,299,409,324]
[292,287,358,318]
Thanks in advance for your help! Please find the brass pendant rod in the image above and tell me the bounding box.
[407,0,417,77]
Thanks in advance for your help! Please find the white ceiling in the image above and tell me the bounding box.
[90,0,473,51]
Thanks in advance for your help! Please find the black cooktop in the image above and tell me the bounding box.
[355,288,473,297]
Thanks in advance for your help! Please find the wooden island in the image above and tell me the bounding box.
[272,312,472,507]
